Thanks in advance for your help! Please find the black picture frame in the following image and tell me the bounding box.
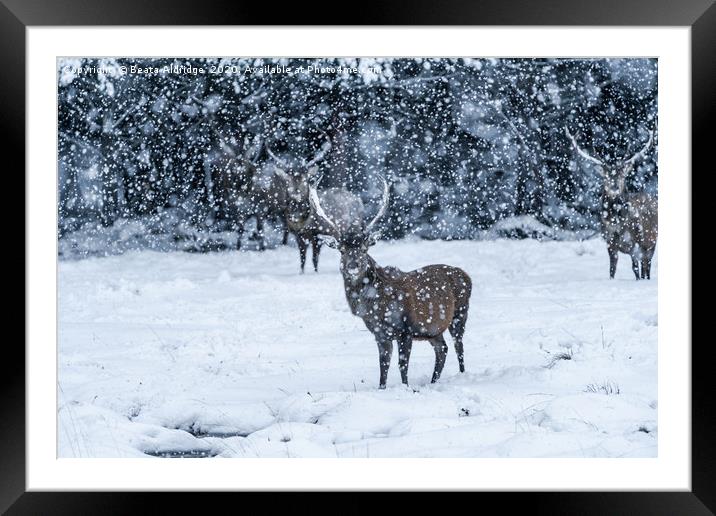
[5,0,710,513]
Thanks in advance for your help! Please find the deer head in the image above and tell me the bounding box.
[268,131,333,227]
[565,126,653,199]
[309,174,390,282]
[268,130,332,187]
[266,131,333,225]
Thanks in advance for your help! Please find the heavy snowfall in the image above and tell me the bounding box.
[58,58,658,458]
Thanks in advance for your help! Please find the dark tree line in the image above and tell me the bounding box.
[58,57,657,255]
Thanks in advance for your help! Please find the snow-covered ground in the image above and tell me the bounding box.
[58,238,657,458]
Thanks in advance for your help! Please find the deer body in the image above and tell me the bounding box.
[342,256,471,388]
[213,156,289,251]
[566,127,658,280]
[344,258,469,339]
[310,176,472,388]
[602,191,658,279]
[268,133,342,271]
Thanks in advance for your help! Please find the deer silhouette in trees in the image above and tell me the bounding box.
[566,127,658,280]
[310,175,472,389]
[212,133,290,250]
[268,133,365,273]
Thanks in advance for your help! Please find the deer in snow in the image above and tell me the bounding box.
[212,133,290,250]
[268,133,359,273]
[310,175,472,389]
[565,127,658,280]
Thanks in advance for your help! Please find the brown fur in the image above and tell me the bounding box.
[565,126,657,280]
[213,156,289,250]
[340,253,472,388]
[602,190,658,280]
[310,174,472,388]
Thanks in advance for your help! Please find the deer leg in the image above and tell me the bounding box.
[281,216,289,246]
[642,247,655,280]
[311,237,321,272]
[376,339,393,389]
[630,256,640,280]
[608,247,618,279]
[255,216,265,251]
[297,237,307,274]
[397,334,413,386]
[449,314,466,373]
[236,221,244,251]
[429,334,448,383]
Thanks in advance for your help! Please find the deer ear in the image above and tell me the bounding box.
[319,235,339,249]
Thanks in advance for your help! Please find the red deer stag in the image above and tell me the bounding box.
[212,133,289,250]
[310,176,472,389]
[565,127,657,280]
[268,135,362,273]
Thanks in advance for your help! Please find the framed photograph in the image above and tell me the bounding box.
[8,0,710,512]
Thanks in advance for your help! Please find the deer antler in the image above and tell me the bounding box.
[565,126,605,166]
[243,134,263,164]
[213,128,236,158]
[308,175,341,238]
[365,176,390,233]
[266,142,290,169]
[303,129,333,168]
[623,130,654,165]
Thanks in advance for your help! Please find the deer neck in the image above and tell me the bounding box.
[601,190,633,233]
[342,254,381,317]
[287,210,311,233]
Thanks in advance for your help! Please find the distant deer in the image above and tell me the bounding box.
[212,133,289,250]
[565,127,658,280]
[268,133,359,273]
[310,176,472,389]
